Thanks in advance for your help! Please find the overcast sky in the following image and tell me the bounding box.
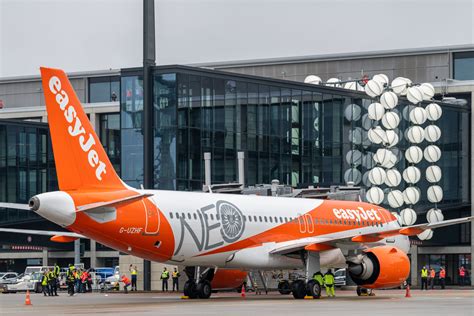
[0,0,473,77]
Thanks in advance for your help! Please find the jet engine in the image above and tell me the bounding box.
[347,246,410,289]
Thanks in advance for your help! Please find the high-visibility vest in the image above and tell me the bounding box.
[430,270,436,278]
[313,273,324,286]
[172,271,179,278]
[41,275,49,286]
[122,276,130,285]
[439,269,446,278]
[131,268,137,276]
[421,269,428,278]
[323,273,334,286]
[161,271,169,279]
[54,265,60,277]
[48,271,55,281]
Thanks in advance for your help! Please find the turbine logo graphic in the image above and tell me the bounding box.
[217,200,245,243]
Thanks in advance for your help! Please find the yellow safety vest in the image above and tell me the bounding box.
[161,271,169,279]
[172,271,179,278]
[421,269,428,278]
[131,269,137,276]
[41,275,48,286]
[323,273,334,286]
[313,274,324,286]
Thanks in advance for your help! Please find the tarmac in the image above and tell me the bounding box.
[0,289,473,316]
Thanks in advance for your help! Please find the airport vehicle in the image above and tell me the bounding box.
[334,269,346,287]
[0,272,18,284]
[0,67,473,299]
[0,272,43,293]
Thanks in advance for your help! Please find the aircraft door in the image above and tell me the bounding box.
[143,198,160,235]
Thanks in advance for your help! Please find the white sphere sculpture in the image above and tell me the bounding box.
[427,185,443,203]
[366,187,384,205]
[368,127,387,144]
[391,77,410,95]
[387,190,404,208]
[417,229,434,240]
[424,125,441,142]
[362,152,375,169]
[420,83,435,100]
[401,208,417,226]
[346,149,362,166]
[407,86,424,104]
[344,104,362,121]
[362,114,375,130]
[304,75,322,85]
[380,91,398,109]
[368,102,385,121]
[424,145,442,163]
[403,187,421,205]
[382,111,400,129]
[385,130,399,148]
[326,78,342,88]
[365,79,384,98]
[402,104,416,121]
[403,166,421,184]
[344,81,363,91]
[374,148,393,167]
[405,146,423,164]
[409,107,428,125]
[385,169,402,187]
[349,127,363,145]
[406,126,425,144]
[368,167,387,185]
[426,165,442,183]
[427,208,444,223]
[373,74,389,86]
[362,171,371,187]
[426,103,443,121]
[383,153,398,169]
[344,168,362,185]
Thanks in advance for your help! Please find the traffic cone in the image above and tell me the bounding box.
[405,284,411,298]
[241,284,246,298]
[25,290,32,306]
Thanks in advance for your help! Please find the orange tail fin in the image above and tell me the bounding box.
[40,67,124,191]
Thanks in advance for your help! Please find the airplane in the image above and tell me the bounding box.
[0,67,472,299]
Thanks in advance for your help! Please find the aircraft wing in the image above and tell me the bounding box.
[270,216,474,255]
[0,228,85,238]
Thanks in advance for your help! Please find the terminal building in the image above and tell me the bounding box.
[0,47,473,288]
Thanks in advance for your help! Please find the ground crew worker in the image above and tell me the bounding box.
[129,265,138,291]
[86,269,92,292]
[48,268,58,296]
[313,271,324,287]
[439,266,446,289]
[81,270,88,293]
[66,264,75,296]
[121,274,131,293]
[53,263,60,296]
[459,266,466,286]
[429,267,436,289]
[41,271,50,296]
[74,269,81,293]
[172,268,180,291]
[323,269,335,297]
[161,267,170,292]
[421,266,428,290]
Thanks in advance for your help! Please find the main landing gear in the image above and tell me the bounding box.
[183,266,214,299]
[289,279,321,299]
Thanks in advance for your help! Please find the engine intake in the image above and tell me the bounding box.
[348,246,409,289]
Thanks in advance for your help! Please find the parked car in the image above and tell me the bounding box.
[334,269,346,287]
[0,272,18,284]
[91,267,115,284]
[101,266,120,291]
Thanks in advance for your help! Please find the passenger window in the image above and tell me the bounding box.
[187,213,191,219]
[176,213,180,219]
[193,213,197,220]
[210,214,214,220]
[248,216,252,222]
[279,217,283,223]
[259,216,263,222]
[181,213,185,219]
[264,216,268,222]
[170,213,174,219]
[243,215,246,221]
[269,217,273,223]
[254,216,257,222]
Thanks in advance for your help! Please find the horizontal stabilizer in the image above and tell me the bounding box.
[76,193,153,213]
[0,203,30,210]
[0,227,84,238]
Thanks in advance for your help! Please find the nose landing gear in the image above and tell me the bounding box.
[183,266,214,299]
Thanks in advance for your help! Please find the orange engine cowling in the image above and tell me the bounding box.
[348,246,410,289]
[211,269,247,290]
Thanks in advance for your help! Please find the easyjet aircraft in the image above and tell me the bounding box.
[0,67,472,299]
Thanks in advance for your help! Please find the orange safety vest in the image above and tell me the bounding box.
[430,270,435,278]
[122,276,131,285]
[439,269,446,278]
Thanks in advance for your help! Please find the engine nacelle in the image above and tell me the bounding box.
[29,191,76,227]
[348,246,410,289]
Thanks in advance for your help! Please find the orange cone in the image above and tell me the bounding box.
[241,284,246,298]
[405,284,411,298]
[25,290,32,306]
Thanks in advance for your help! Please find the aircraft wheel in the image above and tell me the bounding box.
[196,280,212,299]
[184,280,198,299]
[278,280,291,295]
[291,280,306,299]
[306,280,321,298]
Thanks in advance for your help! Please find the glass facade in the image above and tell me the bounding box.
[453,51,474,80]
[89,76,120,103]
[99,113,121,175]
[0,120,57,224]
